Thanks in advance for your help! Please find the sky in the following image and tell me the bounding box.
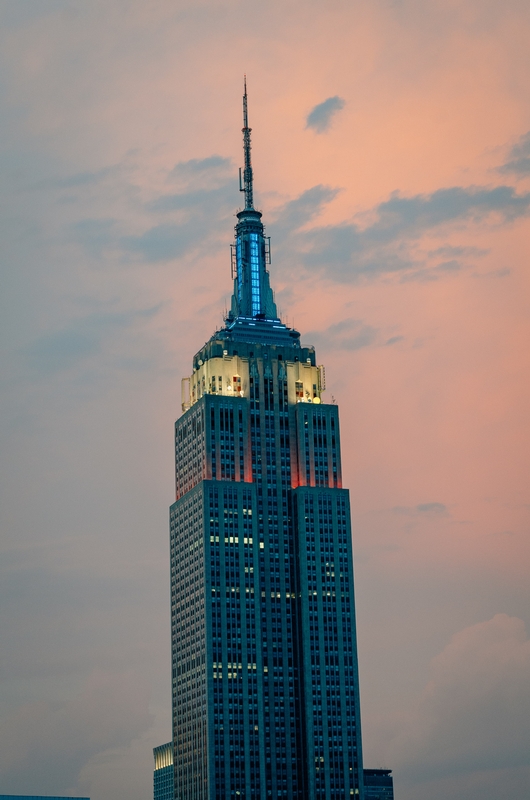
[0,1,529,798]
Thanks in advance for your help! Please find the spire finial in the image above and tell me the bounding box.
[240,75,254,209]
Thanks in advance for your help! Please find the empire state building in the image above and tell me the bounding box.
[170,82,365,800]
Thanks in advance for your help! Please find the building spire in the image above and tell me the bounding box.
[229,78,283,326]
[240,76,254,210]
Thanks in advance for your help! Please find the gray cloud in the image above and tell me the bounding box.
[70,162,236,263]
[498,131,530,176]
[73,209,230,265]
[436,259,461,272]
[416,502,448,515]
[71,165,530,282]
[273,185,339,240]
[374,185,530,231]
[306,96,346,133]
[306,317,379,352]
[103,179,337,267]
[121,222,201,261]
[472,267,511,279]
[120,160,236,261]
[72,218,118,257]
[428,245,490,258]
[33,165,123,191]
[392,502,449,516]
[0,669,153,794]
[168,155,232,183]
[148,184,233,214]
[27,307,161,374]
[392,615,530,782]
[277,184,530,283]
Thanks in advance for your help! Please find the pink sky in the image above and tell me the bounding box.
[0,2,529,798]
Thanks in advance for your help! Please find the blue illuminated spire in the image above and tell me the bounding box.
[229,79,279,323]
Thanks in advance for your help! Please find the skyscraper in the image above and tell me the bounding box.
[170,81,364,800]
[154,742,174,800]
[0,796,89,800]
[362,769,394,800]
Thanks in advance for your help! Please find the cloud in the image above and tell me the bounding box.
[168,155,232,184]
[0,669,153,795]
[306,317,379,352]
[75,188,233,263]
[69,162,529,280]
[304,318,406,355]
[281,184,530,283]
[273,185,339,240]
[416,502,448,515]
[472,267,511,279]
[392,615,530,781]
[65,154,236,264]
[148,184,232,214]
[428,245,490,258]
[93,166,529,281]
[33,165,123,191]
[392,502,449,516]
[72,218,118,258]
[118,157,237,262]
[436,259,461,272]
[121,222,201,261]
[27,306,161,374]
[498,131,530,176]
[306,96,345,133]
[374,185,530,231]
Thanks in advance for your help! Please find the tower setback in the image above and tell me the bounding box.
[170,83,364,800]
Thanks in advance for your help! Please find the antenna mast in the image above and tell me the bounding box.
[240,76,254,209]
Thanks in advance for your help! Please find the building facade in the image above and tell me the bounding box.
[362,770,394,800]
[154,742,174,800]
[170,83,365,800]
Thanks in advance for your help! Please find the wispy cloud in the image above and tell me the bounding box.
[121,222,204,261]
[35,164,126,191]
[306,96,345,133]
[428,245,490,258]
[72,218,118,258]
[168,155,232,183]
[307,317,379,352]
[276,183,530,283]
[69,160,530,283]
[125,183,234,261]
[26,307,161,374]
[498,131,530,176]
[392,502,449,517]
[70,155,236,263]
[273,185,339,239]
